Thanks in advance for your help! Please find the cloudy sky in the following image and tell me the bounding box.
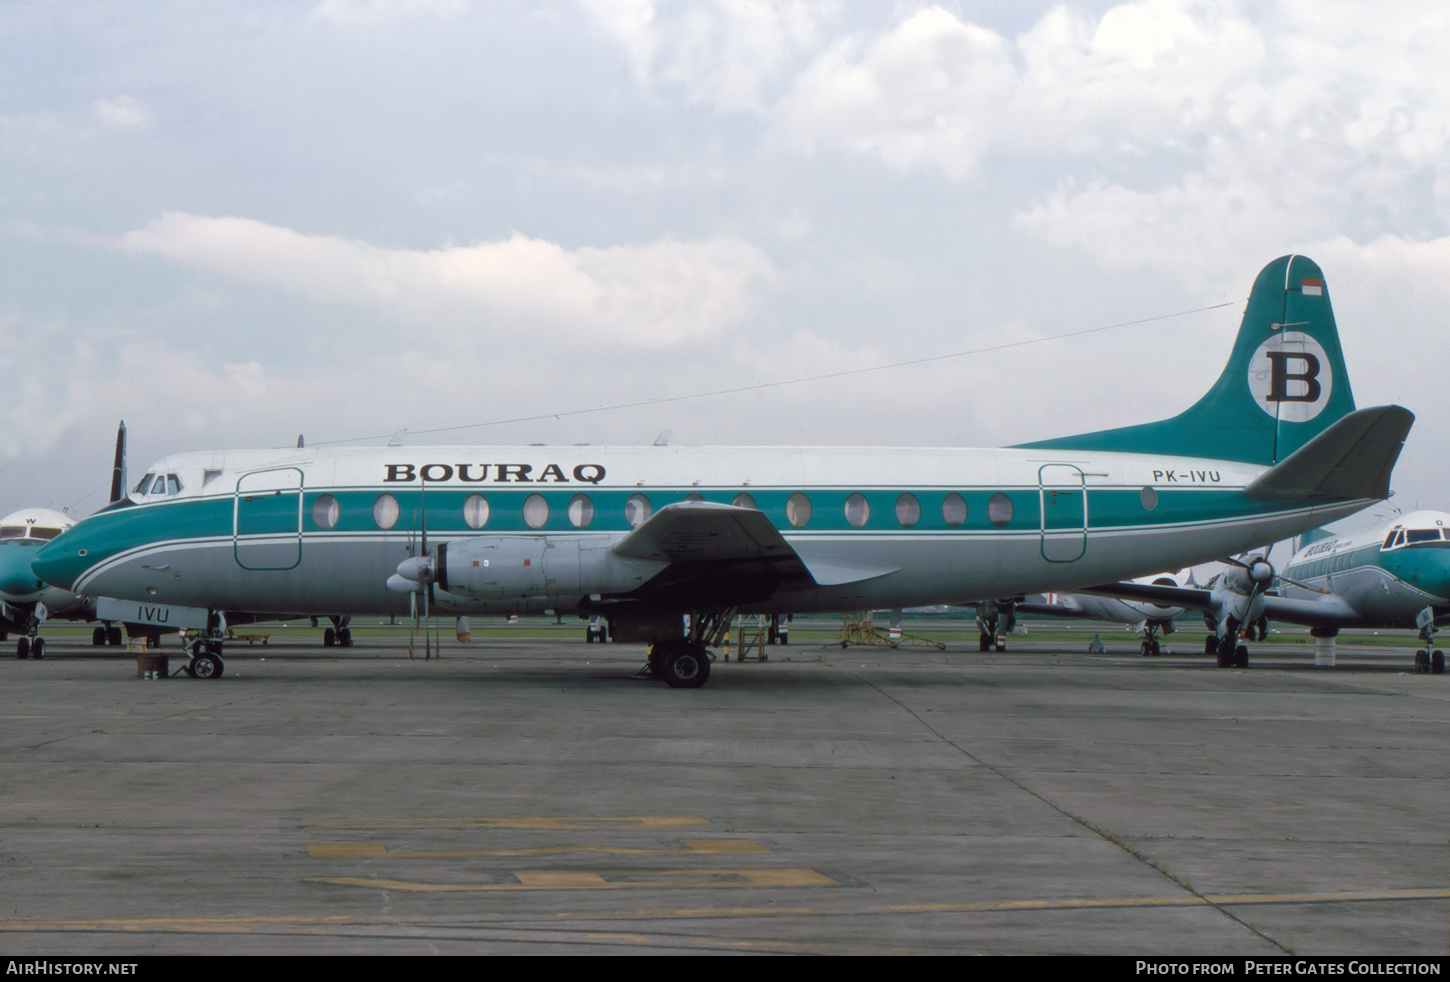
[1,0,1446,527]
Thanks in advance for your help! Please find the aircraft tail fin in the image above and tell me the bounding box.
[1016,256,1357,465]
[108,421,127,505]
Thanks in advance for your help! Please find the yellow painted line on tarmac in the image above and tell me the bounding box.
[300,816,709,831]
[307,867,841,892]
[886,886,1450,914]
[306,838,769,859]
[2,886,1446,937]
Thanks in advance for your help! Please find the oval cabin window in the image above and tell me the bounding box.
[786,493,812,528]
[312,494,339,530]
[373,493,400,530]
[463,494,490,529]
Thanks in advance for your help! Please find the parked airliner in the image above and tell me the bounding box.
[32,256,1414,686]
[1088,513,1450,673]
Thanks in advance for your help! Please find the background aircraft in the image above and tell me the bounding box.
[1083,511,1450,673]
[32,256,1416,687]
[1011,571,1192,656]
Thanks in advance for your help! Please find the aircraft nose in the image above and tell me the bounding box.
[30,540,77,591]
[0,550,43,597]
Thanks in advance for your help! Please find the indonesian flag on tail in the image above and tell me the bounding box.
[1301,278,1323,296]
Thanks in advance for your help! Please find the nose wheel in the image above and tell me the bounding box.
[185,641,225,679]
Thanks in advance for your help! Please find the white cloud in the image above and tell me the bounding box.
[581,0,829,111]
[120,213,776,348]
[92,95,153,129]
[774,8,1016,177]
[309,0,470,24]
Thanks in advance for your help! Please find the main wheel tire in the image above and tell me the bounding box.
[1415,649,1429,673]
[92,626,106,646]
[1205,635,1217,655]
[1433,650,1445,675]
[661,645,711,689]
[1140,640,1150,657]
[1234,645,1249,668]
[978,632,991,652]
[1216,640,1233,668]
[1151,640,1161,656]
[189,652,224,679]
[16,637,29,659]
[108,626,123,646]
[31,638,44,660]
[323,627,335,647]
[339,628,352,646]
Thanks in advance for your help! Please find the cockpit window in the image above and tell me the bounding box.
[134,473,156,495]
[1407,529,1441,544]
[29,527,62,541]
[0,527,25,540]
[151,476,167,495]
[167,474,181,495]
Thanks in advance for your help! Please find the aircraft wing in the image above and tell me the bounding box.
[612,501,797,563]
[612,501,899,586]
[1084,582,1362,627]
[1014,601,1097,620]
[1081,582,1218,612]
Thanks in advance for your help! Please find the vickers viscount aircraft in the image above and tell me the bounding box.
[33,256,1414,687]
[1086,512,1450,673]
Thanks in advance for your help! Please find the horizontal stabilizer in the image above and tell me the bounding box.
[612,501,796,563]
[1244,405,1413,502]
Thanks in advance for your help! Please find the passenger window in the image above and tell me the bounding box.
[845,493,869,528]
[312,494,339,530]
[373,493,400,530]
[568,494,594,528]
[787,493,812,528]
[942,493,967,527]
[523,494,549,529]
[732,493,757,510]
[626,494,652,528]
[988,493,1013,527]
[1140,487,1158,511]
[895,493,920,528]
[463,494,489,529]
[684,493,704,503]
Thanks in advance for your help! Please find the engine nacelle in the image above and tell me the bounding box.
[438,535,666,600]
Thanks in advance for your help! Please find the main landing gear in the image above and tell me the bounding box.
[976,599,1016,652]
[643,608,734,689]
[322,615,353,647]
[16,635,44,660]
